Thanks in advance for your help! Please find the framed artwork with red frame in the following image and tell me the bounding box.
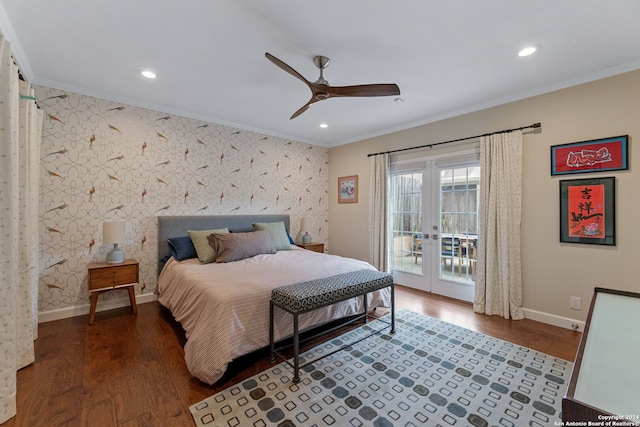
[338,175,358,203]
[559,177,615,246]
[550,135,628,176]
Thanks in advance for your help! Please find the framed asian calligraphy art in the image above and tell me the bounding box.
[550,135,628,176]
[338,175,358,203]
[559,177,615,246]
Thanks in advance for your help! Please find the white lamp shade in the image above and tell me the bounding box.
[300,217,313,243]
[103,222,126,244]
[300,217,312,233]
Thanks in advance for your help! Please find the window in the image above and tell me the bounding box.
[388,150,480,301]
[390,172,422,273]
[439,166,479,282]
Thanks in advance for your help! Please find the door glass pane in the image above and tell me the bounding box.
[390,172,422,273]
[439,166,480,283]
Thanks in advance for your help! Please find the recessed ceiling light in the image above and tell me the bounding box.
[319,123,328,128]
[141,70,156,79]
[518,45,538,57]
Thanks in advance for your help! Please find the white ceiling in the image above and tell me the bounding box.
[1,1,640,147]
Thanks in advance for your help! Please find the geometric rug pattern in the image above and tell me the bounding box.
[190,309,572,427]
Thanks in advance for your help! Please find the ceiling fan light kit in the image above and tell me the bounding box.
[265,52,400,119]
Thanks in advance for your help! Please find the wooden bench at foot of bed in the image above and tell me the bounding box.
[269,269,395,383]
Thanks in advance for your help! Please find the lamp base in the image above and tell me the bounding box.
[106,244,125,264]
[302,232,312,244]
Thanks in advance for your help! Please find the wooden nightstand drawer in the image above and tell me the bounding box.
[298,242,324,253]
[89,263,138,291]
[89,274,138,290]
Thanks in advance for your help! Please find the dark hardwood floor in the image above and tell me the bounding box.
[6,286,581,427]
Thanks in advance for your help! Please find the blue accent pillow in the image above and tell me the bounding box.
[286,228,294,244]
[168,236,197,261]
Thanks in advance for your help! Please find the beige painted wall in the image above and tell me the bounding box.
[329,70,640,323]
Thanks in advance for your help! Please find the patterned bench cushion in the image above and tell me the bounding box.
[271,269,393,314]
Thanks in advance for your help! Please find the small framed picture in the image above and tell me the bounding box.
[559,177,615,246]
[338,175,358,203]
[550,135,628,176]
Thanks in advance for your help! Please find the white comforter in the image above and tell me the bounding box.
[157,247,391,384]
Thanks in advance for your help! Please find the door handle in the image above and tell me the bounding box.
[432,234,439,240]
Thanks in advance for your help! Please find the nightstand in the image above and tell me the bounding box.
[298,242,324,253]
[87,259,139,324]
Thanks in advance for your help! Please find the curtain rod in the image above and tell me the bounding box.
[367,122,541,157]
[13,59,41,109]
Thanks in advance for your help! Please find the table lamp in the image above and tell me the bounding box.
[300,217,312,244]
[103,221,126,264]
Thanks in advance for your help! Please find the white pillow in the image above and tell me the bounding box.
[253,221,292,251]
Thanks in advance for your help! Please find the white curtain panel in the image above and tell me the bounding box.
[0,35,42,424]
[17,80,42,360]
[474,130,524,320]
[368,153,389,271]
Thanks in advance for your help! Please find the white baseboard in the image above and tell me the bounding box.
[37,292,158,324]
[38,293,584,333]
[522,307,585,332]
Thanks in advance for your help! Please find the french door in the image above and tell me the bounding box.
[390,158,479,302]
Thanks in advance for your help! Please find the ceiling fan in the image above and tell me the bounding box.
[265,52,401,119]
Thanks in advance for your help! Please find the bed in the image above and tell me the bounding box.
[156,214,391,384]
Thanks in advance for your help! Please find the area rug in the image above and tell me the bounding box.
[190,309,571,427]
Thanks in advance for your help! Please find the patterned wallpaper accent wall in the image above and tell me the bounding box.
[34,85,329,314]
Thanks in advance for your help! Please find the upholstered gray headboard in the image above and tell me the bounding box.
[157,214,290,272]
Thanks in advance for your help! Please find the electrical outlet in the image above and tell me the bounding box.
[570,296,581,310]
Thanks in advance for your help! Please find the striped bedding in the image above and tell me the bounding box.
[157,246,391,384]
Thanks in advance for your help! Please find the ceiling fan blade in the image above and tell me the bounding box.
[290,97,319,119]
[265,52,312,88]
[326,83,400,98]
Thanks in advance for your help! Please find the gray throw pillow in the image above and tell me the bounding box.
[208,229,276,263]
